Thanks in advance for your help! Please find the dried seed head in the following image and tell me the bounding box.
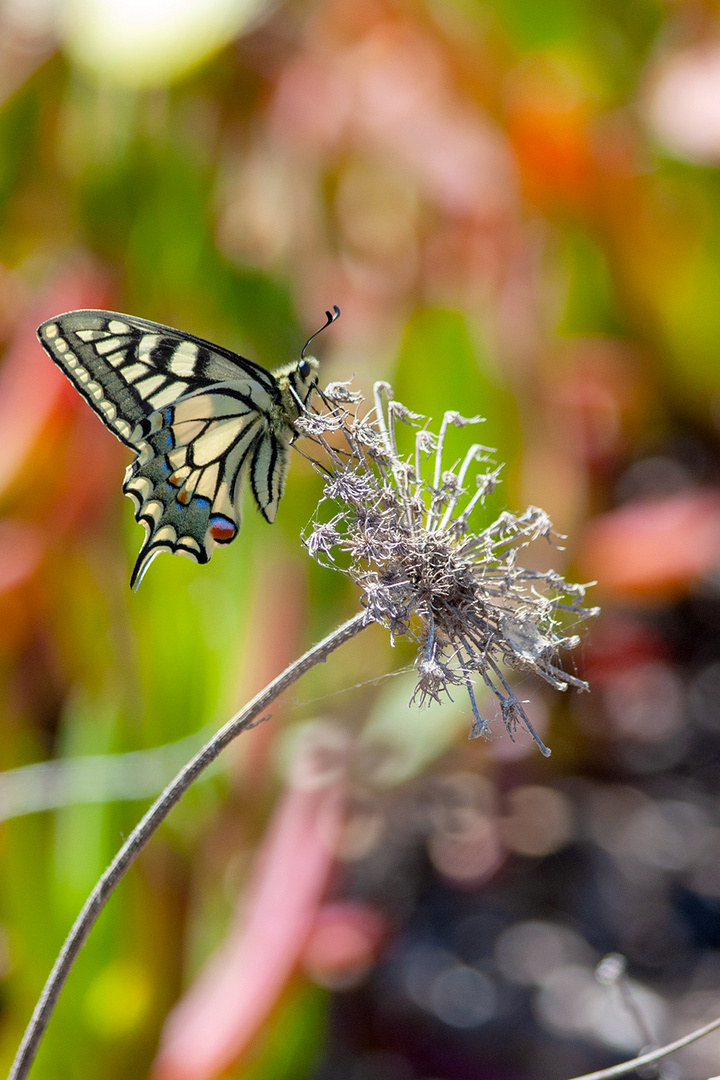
[304,381,599,755]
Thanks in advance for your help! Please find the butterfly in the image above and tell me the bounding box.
[37,307,339,589]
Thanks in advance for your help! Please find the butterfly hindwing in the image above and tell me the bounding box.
[122,386,274,588]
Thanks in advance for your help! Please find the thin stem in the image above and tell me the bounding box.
[8,611,369,1080]
[437,443,483,532]
[414,431,427,500]
[457,483,488,527]
[565,1013,720,1080]
[373,381,393,457]
[431,412,450,494]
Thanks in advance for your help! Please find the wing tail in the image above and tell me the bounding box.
[124,455,216,590]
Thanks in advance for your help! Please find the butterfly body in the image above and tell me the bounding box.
[37,310,320,588]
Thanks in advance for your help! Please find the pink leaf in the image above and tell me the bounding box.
[578,490,720,599]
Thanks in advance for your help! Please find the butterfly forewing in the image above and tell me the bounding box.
[36,309,320,588]
[37,310,277,447]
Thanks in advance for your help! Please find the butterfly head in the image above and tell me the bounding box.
[273,354,320,418]
[297,357,314,382]
[296,354,320,405]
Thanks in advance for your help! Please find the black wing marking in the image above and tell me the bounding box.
[250,431,289,524]
[37,309,278,448]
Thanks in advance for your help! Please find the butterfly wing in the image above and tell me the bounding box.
[37,309,277,447]
[250,430,290,525]
[37,310,291,587]
[123,385,278,589]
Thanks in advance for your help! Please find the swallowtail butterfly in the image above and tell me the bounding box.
[37,308,338,589]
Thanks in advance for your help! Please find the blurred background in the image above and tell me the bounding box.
[3,0,720,1077]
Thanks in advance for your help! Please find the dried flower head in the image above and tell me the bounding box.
[299,382,598,756]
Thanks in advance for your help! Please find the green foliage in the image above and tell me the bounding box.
[231,984,327,1080]
[556,226,623,336]
[0,87,39,223]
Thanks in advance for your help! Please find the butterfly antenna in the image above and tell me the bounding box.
[301,305,340,359]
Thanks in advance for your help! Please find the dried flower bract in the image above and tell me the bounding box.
[299,382,598,756]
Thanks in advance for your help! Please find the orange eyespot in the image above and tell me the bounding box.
[210,516,237,543]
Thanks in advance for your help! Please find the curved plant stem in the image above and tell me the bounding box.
[8,611,369,1080]
[565,1013,720,1080]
